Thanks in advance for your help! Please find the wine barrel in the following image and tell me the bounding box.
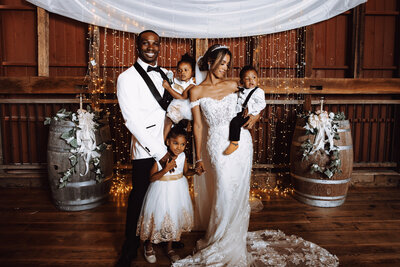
[47,118,113,211]
[290,118,353,207]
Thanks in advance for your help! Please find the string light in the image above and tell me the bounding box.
[87,24,309,200]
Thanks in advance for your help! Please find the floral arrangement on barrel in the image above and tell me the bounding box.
[44,105,110,188]
[298,101,346,179]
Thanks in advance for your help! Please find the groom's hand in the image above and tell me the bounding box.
[195,161,205,174]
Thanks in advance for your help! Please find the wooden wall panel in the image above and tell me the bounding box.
[312,14,350,78]
[257,31,299,79]
[48,13,87,76]
[0,1,36,76]
[362,0,398,78]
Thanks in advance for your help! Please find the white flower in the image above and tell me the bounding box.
[308,114,318,129]
[329,112,335,119]
[167,70,174,84]
[319,110,329,122]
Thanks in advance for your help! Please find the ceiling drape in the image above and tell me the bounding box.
[27,0,366,38]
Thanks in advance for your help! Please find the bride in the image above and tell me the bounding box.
[174,45,339,266]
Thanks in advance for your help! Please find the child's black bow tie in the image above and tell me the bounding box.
[238,86,245,93]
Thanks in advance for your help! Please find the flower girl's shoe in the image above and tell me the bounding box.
[167,249,180,263]
[144,246,156,263]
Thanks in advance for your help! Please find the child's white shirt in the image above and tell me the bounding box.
[236,87,266,115]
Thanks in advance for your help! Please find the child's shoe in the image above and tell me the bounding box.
[144,246,156,263]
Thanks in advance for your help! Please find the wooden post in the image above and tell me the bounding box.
[396,6,400,78]
[251,36,261,73]
[351,4,365,78]
[303,94,312,112]
[393,104,400,172]
[37,7,49,77]
[305,26,314,78]
[195,39,208,61]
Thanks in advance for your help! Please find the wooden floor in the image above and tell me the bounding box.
[0,187,399,267]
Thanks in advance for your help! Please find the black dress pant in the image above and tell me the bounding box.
[229,111,250,141]
[121,158,155,258]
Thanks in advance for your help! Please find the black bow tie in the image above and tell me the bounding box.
[238,86,245,93]
[147,65,161,73]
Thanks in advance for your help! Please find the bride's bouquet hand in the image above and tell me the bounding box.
[244,113,261,129]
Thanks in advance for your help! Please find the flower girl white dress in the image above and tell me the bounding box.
[136,152,194,243]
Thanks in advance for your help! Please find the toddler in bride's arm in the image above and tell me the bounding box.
[163,53,196,139]
[224,65,266,155]
[136,124,200,264]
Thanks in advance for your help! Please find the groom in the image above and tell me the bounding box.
[116,30,174,266]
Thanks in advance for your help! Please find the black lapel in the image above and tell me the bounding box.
[133,62,171,111]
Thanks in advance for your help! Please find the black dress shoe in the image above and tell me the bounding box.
[115,254,131,267]
[172,241,185,249]
[115,250,137,267]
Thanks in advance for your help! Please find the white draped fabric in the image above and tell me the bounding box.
[27,0,365,38]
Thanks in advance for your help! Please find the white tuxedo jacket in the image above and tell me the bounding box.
[117,58,168,161]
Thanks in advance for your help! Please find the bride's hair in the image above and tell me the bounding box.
[198,44,232,72]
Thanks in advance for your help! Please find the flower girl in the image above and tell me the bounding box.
[163,53,196,138]
[136,124,198,263]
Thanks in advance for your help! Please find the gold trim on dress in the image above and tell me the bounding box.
[136,209,194,244]
[159,173,183,181]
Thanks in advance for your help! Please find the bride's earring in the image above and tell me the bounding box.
[208,63,211,70]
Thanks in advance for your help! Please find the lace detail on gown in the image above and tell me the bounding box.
[173,93,338,267]
[247,230,339,266]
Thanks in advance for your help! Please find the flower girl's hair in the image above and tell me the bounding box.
[166,121,188,141]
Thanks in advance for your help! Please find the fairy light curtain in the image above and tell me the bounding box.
[27,0,365,198]
[27,0,365,38]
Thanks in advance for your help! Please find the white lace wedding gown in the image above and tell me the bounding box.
[174,93,339,267]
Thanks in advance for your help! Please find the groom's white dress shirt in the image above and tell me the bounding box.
[117,58,168,161]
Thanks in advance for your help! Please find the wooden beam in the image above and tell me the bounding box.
[259,78,400,94]
[0,5,35,10]
[37,7,49,77]
[0,77,87,94]
[1,77,400,95]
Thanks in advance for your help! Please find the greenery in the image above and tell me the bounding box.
[45,106,108,188]
[299,111,346,179]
